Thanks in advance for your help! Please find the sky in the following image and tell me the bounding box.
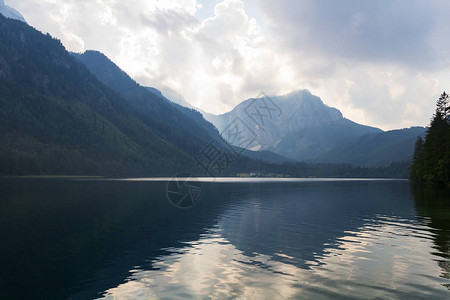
[6,0,450,130]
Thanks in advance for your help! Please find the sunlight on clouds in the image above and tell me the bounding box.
[62,32,85,53]
[115,31,160,79]
[98,3,116,26]
[108,0,290,114]
[8,0,450,129]
[201,0,248,39]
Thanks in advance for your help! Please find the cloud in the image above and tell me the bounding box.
[110,0,287,113]
[257,0,450,70]
[252,0,450,129]
[7,0,450,130]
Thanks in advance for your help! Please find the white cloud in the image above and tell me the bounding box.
[6,0,450,130]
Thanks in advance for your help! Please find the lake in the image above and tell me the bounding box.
[0,178,449,299]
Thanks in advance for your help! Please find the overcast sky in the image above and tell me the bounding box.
[7,0,450,130]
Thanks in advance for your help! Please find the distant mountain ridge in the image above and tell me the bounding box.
[313,126,427,166]
[158,86,197,110]
[0,1,25,23]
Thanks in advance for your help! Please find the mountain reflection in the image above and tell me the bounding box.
[0,179,449,299]
[216,181,417,269]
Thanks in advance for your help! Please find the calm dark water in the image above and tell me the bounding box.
[0,178,449,299]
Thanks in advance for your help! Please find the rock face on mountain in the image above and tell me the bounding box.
[0,1,26,23]
[204,90,382,161]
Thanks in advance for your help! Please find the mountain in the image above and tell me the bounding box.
[0,14,199,176]
[204,90,382,161]
[0,1,25,23]
[200,90,425,167]
[314,127,427,166]
[146,86,220,141]
[72,50,224,155]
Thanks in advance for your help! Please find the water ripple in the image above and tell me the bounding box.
[100,214,450,299]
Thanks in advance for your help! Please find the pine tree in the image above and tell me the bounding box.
[410,92,450,186]
[436,92,450,121]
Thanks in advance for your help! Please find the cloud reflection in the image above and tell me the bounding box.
[100,215,450,299]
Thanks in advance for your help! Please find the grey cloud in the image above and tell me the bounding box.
[257,0,450,70]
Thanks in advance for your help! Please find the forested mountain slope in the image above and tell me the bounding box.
[0,15,194,176]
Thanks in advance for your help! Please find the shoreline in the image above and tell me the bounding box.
[0,176,408,182]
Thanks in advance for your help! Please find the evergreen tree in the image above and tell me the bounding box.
[436,92,450,121]
[410,92,450,186]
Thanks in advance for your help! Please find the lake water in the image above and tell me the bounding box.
[0,178,449,299]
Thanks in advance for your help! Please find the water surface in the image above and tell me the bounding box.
[0,178,449,299]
